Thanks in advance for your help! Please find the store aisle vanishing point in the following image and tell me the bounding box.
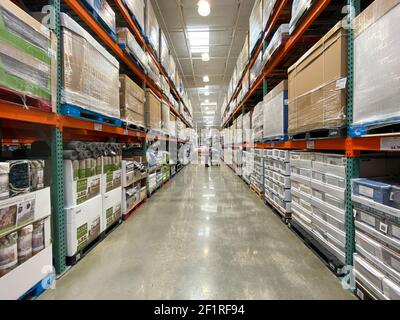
[41,164,354,300]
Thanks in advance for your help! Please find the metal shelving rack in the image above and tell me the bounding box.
[0,0,193,276]
[221,0,400,277]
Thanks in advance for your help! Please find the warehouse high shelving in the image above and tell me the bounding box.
[0,0,194,281]
[221,0,400,281]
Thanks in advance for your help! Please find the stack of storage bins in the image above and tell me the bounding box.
[0,3,56,112]
[352,173,400,299]
[250,149,265,194]
[290,152,347,264]
[60,13,120,118]
[264,149,291,216]
[263,81,288,141]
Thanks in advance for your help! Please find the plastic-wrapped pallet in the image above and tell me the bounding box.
[290,151,347,264]
[61,13,120,118]
[123,0,145,32]
[289,0,312,34]
[146,52,161,88]
[161,101,170,134]
[249,0,263,54]
[250,50,263,86]
[119,75,145,127]
[252,101,265,142]
[0,2,56,111]
[243,112,252,144]
[352,0,400,134]
[242,150,254,184]
[145,0,159,57]
[86,0,116,34]
[159,31,170,72]
[288,22,347,136]
[264,149,291,215]
[263,0,278,28]
[263,24,289,63]
[117,28,148,70]
[263,81,288,140]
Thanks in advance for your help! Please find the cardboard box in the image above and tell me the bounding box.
[101,187,122,232]
[61,13,120,118]
[123,0,145,32]
[249,0,263,53]
[117,28,147,69]
[65,195,102,257]
[0,1,56,111]
[263,81,288,139]
[119,75,145,127]
[288,23,347,135]
[161,101,171,134]
[145,89,162,130]
[145,0,159,56]
[353,0,400,127]
[170,113,177,137]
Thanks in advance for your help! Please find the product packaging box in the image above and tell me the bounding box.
[0,1,57,111]
[263,80,288,139]
[145,89,162,130]
[102,187,122,232]
[65,195,102,257]
[85,0,116,33]
[161,101,170,134]
[289,0,312,34]
[353,0,400,129]
[119,75,145,127]
[288,22,347,135]
[60,13,120,118]
[145,0,159,57]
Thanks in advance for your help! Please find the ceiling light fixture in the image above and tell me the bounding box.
[203,75,210,83]
[201,52,210,62]
[198,0,210,17]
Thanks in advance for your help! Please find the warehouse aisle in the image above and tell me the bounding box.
[41,164,354,300]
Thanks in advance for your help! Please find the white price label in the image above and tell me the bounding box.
[307,141,315,149]
[380,137,400,151]
[94,123,103,131]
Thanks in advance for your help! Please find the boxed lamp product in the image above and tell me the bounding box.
[117,28,148,71]
[119,75,145,127]
[0,1,57,111]
[123,0,145,32]
[352,0,400,134]
[145,89,162,131]
[263,81,288,140]
[60,13,120,118]
[288,22,347,136]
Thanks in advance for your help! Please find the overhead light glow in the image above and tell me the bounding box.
[188,28,209,53]
[201,52,210,62]
[203,75,210,83]
[198,0,210,17]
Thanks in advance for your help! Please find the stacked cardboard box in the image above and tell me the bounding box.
[288,23,347,136]
[250,50,263,86]
[264,149,291,215]
[353,0,400,130]
[86,0,116,34]
[242,150,254,184]
[250,149,265,194]
[117,28,148,70]
[119,75,145,127]
[61,13,120,118]
[252,101,264,141]
[249,0,263,54]
[289,0,312,34]
[145,0,159,57]
[243,111,252,144]
[0,2,56,111]
[145,89,161,131]
[290,152,347,264]
[263,81,288,140]
[161,101,170,134]
[263,24,289,64]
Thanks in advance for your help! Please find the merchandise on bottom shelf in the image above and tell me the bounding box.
[289,0,312,34]
[122,182,141,216]
[352,0,400,135]
[288,22,347,137]
[0,2,56,111]
[60,13,120,118]
[264,149,291,215]
[148,172,157,193]
[352,176,400,300]
[102,187,121,232]
[145,0,160,57]
[290,151,347,264]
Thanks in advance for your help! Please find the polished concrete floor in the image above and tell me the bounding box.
[42,164,355,300]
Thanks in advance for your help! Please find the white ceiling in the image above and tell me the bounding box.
[152,0,255,129]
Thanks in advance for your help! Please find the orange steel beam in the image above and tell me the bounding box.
[223,0,289,119]
[223,0,331,128]
[0,101,58,126]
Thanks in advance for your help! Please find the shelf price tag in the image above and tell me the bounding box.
[381,137,400,151]
[307,141,315,149]
[94,123,103,131]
